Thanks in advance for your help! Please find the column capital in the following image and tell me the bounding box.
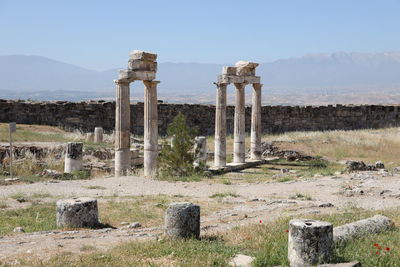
[233,83,246,90]
[213,82,228,87]
[113,79,130,85]
[252,83,263,89]
[143,80,161,86]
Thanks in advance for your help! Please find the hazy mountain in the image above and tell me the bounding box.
[1,52,400,103]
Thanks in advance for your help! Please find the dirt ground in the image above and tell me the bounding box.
[1,167,400,262]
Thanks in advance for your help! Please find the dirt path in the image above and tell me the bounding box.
[1,171,400,261]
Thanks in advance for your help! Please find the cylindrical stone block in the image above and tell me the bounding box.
[288,219,333,267]
[251,84,262,160]
[64,142,83,173]
[165,202,200,239]
[333,215,391,244]
[115,148,131,176]
[114,80,131,176]
[143,80,159,178]
[94,127,104,143]
[214,83,227,167]
[194,136,207,169]
[234,83,246,163]
[56,197,99,228]
[86,133,94,142]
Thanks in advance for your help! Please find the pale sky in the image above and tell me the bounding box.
[1,0,399,70]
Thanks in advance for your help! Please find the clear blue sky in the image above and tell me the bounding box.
[1,0,399,70]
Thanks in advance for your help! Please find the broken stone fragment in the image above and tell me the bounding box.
[118,70,156,82]
[222,66,237,75]
[56,197,99,228]
[235,61,259,76]
[13,227,25,233]
[128,59,158,72]
[228,254,255,267]
[165,202,200,239]
[129,50,157,62]
[375,161,384,169]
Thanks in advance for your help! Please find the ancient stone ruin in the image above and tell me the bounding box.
[214,61,262,167]
[114,50,159,177]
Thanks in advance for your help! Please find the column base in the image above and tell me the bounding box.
[144,149,157,178]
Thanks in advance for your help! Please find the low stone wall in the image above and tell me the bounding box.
[1,99,400,136]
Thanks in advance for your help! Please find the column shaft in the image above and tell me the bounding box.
[234,83,246,163]
[143,81,159,177]
[114,80,131,176]
[251,84,262,160]
[214,83,227,167]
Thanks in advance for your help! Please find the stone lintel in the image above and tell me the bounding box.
[218,75,244,84]
[128,59,158,72]
[222,66,237,75]
[129,50,157,62]
[118,70,156,82]
[243,76,261,84]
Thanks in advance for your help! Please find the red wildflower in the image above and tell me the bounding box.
[376,251,379,255]
[374,243,378,247]
[259,220,262,223]
[247,237,251,240]
[286,230,289,233]
[386,247,390,251]
[378,246,382,250]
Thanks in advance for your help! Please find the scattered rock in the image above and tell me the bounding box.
[228,254,255,267]
[13,227,25,233]
[16,197,26,203]
[260,141,314,161]
[128,222,142,228]
[393,166,400,173]
[319,203,334,208]
[346,160,366,172]
[5,178,20,182]
[318,261,362,267]
[280,168,289,174]
[42,169,63,178]
[375,161,385,169]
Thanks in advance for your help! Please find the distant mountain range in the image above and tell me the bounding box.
[1,52,400,104]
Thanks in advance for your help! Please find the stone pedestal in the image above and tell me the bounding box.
[251,84,262,160]
[56,197,99,228]
[94,127,103,143]
[114,80,131,176]
[288,219,333,267]
[194,136,207,169]
[214,83,227,167]
[165,202,200,239]
[233,83,246,163]
[86,133,94,142]
[64,142,83,173]
[143,81,159,178]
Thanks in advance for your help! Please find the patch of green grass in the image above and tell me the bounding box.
[0,200,7,209]
[210,192,239,198]
[157,173,204,182]
[277,176,295,183]
[221,178,232,185]
[0,124,69,143]
[0,202,56,235]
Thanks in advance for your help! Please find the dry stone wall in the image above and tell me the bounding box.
[1,99,400,136]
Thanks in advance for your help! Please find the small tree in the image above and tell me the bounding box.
[158,113,198,177]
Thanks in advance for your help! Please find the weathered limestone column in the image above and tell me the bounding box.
[85,133,94,142]
[233,83,246,163]
[194,136,207,169]
[64,142,83,173]
[56,197,99,228]
[165,202,200,239]
[288,219,333,267]
[114,80,131,176]
[214,82,227,167]
[143,80,159,178]
[94,127,103,143]
[251,83,262,160]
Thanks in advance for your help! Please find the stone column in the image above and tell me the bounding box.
[214,83,227,167]
[143,80,159,178]
[114,80,131,176]
[233,83,246,163]
[250,83,262,160]
[64,142,83,173]
[194,136,207,169]
[94,127,103,143]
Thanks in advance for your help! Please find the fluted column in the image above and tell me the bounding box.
[234,83,246,163]
[143,80,159,178]
[251,83,262,160]
[214,82,227,167]
[114,80,131,176]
